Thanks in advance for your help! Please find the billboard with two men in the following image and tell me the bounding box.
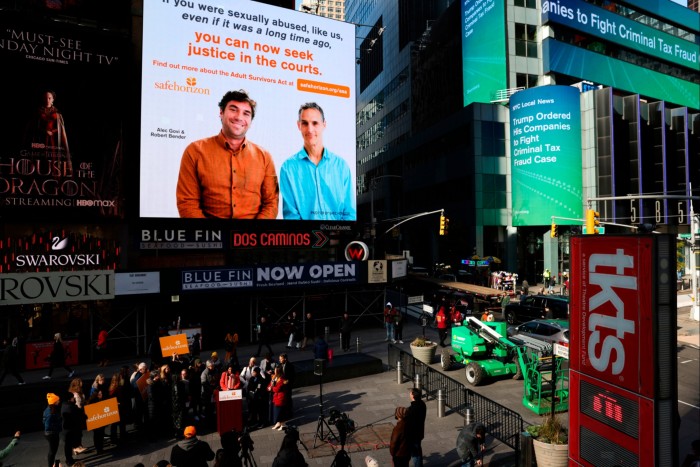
[140,0,357,222]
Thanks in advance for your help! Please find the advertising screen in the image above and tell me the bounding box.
[509,85,583,226]
[461,0,507,106]
[0,12,128,219]
[140,0,356,221]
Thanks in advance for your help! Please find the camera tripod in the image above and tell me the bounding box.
[240,447,257,467]
[312,371,338,448]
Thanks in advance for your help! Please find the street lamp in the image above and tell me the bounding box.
[369,175,402,259]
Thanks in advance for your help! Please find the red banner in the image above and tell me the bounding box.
[25,339,79,370]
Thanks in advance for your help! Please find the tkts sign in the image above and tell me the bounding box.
[572,236,652,395]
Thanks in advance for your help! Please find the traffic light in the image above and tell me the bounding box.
[551,222,558,238]
[585,209,600,234]
[439,215,448,235]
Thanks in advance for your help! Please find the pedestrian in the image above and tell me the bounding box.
[271,426,307,467]
[0,337,25,385]
[681,439,700,467]
[394,307,405,343]
[87,373,109,454]
[189,333,202,361]
[521,279,529,298]
[339,312,352,351]
[268,367,288,431]
[436,304,449,347]
[450,303,463,327]
[246,366,268,428]
[500,292,510,320]
[215,429,243,467]
[200,360,218,422]
[549,275,556,293]
[278,353,296,418]
[240,356,258,389]
[223,331,239,367]
[61,392,87,465]
[286,311,300,349]
[0,430,20,463]
[390,406,411,467]
[130,362,149,431]
[170,425,215,467]
[96,327,109,367]
[301,312,315,350]
[456,422,487,467]
[255,316,273,357]
[43,333,75,380]
[384,302,396,343]
[43,393,62,467]
[109,366,132,445]
[543,268,551,290]
[67,377,88,454]
[313,335,329,360]
[404,387,426,467]
[172,368,191,439]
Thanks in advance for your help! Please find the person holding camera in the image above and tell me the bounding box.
[272,426,307,467]
[456,422,487,467]
[214,430,243,467]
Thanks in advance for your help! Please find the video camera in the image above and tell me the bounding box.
[328,409,356,446]
[234,427,254,454]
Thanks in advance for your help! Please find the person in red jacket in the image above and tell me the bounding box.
[219,364,242,391]
[436,305,449,347]
[268,367,288,431]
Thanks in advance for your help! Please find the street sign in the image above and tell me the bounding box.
[553,343,569,359]
[407,295,424,304]
[582,226,605,234]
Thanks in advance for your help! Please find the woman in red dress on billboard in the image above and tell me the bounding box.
[30,90,72,171]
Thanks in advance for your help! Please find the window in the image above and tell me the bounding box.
[515,23,538,58]
[516,73,539,89]
[514,0,536,8]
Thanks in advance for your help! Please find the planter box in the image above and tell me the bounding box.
[410,342,437,364]
[532,439,568,467]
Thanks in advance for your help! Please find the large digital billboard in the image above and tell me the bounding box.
[510,85,583,226]
[140,0,356,221]
[0,12,128,219]
[461,0,507,106]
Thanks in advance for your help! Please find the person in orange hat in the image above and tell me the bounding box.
[43,393,62,467]
[169,425,215,467]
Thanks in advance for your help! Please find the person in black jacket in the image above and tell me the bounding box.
[170,425,215,467]
[0,337,25,385]
[404,388,426,467]
[339,312,352,352]
[255,316,273,357]
[43,333,74,380]
[456,422,487,467]
[271,428,307,467]
[61,393,86,465]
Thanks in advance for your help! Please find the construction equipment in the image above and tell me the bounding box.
[510,334,569,415]
[441,316,524,385]
[441,317,570,414]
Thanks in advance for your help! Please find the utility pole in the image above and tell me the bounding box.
[690,198,699,320]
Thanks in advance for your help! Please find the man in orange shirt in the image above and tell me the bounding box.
[176,89,279,218]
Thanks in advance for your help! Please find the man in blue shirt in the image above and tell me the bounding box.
[280,102,356,220]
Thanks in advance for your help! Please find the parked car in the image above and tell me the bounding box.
[504,294,569,324]
[507,319,569,348]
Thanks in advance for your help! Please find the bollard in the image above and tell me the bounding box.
[465,406,474,425]
[437,388,446,418]
[397,361,403,384]
[414,373,422,391]
[324,326,330,343]
[355,336,361,353]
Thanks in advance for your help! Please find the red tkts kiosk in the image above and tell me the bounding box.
[216,389,243,434]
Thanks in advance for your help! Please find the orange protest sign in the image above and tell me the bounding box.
[160,333,190,358]
[136,369,150,401]
[85,397,120,431]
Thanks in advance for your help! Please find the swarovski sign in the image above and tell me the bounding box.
[0,270,115,305]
